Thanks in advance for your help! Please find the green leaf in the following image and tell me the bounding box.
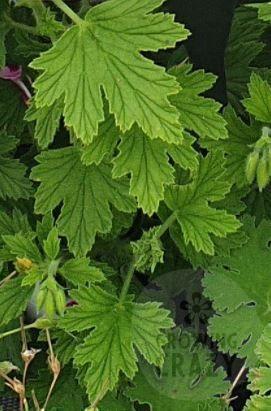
[0,80,26,135]
[0,134,32,200]
[43,227,60,260]
[113,127,174,215]
[165,152,241,255]
[169,64,228,140]
[99,392,133,411]
[250,3,271,22]
[81,110,120,166]
[0,23,8,69]
[2,233,42,262]
[225,7,266,110]
[243,73,271,123]
[126,329,229,411]
[166,132,198,171]
[0,209,31,238]
[30,0,189,144]
[203,107,260,187]
[59,257,105,285]
[245,324,271,409]
[0,277,33,326]
[25,100,63,149]
[59,285,173,400]
[31,147,135,255]
[203,218,271,365]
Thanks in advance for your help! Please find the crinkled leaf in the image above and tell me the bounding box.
[31,147,135,255]
[59,285,173,400]
[30,0,189,144]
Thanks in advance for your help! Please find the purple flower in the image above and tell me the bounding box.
[0,65,31,104]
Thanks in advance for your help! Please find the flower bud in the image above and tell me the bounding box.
[16,257,33,272]
[246,150,259,184]
[257,153,270,192]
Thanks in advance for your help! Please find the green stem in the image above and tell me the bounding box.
[119,260,135,304]
[156,211,177,239]
[0,323,36,340]
[51,0,84,25]
[3,13,38,34]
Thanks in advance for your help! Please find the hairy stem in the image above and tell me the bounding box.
[51,0,84,25]
[0,322,36,340]
[156,211,177,239]
[119,259,135,304]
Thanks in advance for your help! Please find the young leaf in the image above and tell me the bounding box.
[203,218,271,365]
[165,152,241,255]
[0,277,33,326]
[31,147,135,256]
[126,329,229,411]
[59,285,173,400]
[243,73,271,123]
[43,227,60,260]
[169,64,228,140]
[113,127,175,215]
[30,0,189,144]
[59,257,105,285]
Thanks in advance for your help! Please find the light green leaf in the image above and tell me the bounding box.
[243,73,271,123]
[167,132,198,171]
[81,111,120,166]
[59,257,105,285]
[31,147,135,255]
[25,100,63,149]
[203,219,271,365]
[126,329,229,411]
[43,227,60,260]
[30,0,189,144]
[169,64,227,140]
[59,285,173,400]
[113,127,174,215]
[165,152,241,255]
[0,277,33,326]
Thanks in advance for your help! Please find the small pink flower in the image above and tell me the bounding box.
[0,65,31,104]
[0,65,23,81]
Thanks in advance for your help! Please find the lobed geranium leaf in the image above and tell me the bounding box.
[165,152,241,255]
[30,0,189,144]
[31,147,136,256]
[59,285,173,400]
